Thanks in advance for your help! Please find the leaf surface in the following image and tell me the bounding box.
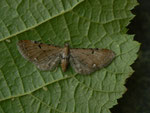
[0,0,140,113]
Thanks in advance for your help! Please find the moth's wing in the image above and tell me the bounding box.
[70,48,115,75]
[17,40,62,70]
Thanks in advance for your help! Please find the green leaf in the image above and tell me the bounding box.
[0,0,140,113]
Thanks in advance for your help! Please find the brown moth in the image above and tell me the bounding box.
[17,40,115,75]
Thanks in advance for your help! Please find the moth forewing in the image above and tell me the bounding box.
[17,40,115,75]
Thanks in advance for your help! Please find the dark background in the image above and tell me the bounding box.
[111,0,150,113]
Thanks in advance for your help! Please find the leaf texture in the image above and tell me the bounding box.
[0,0,140,113]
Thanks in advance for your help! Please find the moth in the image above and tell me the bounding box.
[17,40,115,75]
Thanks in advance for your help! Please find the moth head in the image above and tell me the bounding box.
[64,43,69,47]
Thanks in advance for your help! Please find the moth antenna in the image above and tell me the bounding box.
[48,39,55,45]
